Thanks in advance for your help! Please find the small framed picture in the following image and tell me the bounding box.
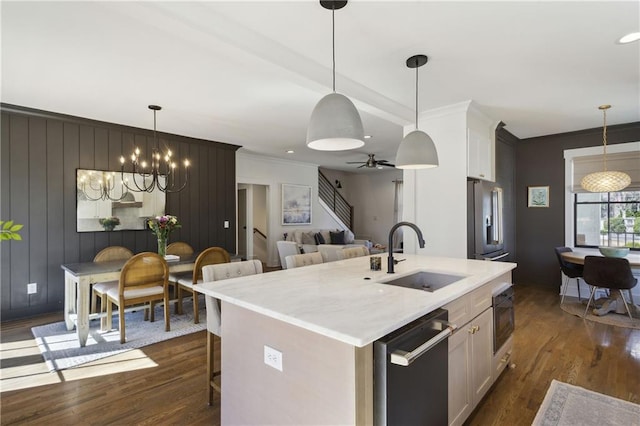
[282,183,312,225]
[528,186,549,208]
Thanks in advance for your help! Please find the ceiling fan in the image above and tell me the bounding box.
[346,154,395,169]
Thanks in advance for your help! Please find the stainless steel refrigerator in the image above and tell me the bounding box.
[467,179,509,261]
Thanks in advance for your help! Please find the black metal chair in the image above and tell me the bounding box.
[554,247,585,304]
[582,256,637,319]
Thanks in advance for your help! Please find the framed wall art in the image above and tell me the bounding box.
[527,185,549,208]
[282,183,312,225]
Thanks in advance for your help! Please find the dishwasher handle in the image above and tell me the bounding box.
[390,320,457,367]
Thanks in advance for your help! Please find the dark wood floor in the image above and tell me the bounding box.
[1,283,639,425]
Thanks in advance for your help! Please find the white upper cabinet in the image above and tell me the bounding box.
[467,104,498,182]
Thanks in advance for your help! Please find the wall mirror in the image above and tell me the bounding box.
[76,168,166,232]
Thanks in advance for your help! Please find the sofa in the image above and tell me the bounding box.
[282,228,369,263]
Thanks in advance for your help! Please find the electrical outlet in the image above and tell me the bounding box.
[27,283,37,294]
[264,345,283,371]
[224,220,230,229]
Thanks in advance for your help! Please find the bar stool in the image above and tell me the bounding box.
[202,259,263,405]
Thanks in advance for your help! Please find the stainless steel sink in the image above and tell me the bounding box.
[379,271,466,292]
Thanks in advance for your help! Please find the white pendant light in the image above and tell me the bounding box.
[580,105,631,192]
[307,0,364,151]
[395,54,439,169]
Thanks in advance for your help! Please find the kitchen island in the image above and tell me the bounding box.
[194,254,516,425]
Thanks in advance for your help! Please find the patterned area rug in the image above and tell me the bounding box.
[533,380,640,426]
[32,300,206,371]
[560,298,640,330]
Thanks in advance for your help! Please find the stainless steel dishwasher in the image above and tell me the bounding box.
[374,308,455,426]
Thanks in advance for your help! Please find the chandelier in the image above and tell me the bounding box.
[580,105,631,193]
[77,170,128,201]
[120,105,190,193]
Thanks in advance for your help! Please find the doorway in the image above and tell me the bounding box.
[237,184,269,263]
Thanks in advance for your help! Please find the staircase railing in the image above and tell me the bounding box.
[318,170,353,230]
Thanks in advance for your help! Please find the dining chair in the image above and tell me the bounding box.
[171,247,230,324]
[91,246,134,326]
[165,242,195,298]
[285,252,324,269]
[104,252,171,344]
[554,247,585,304]
[582,255,638,319]
[166,242,194,257]
[202,259,263,405]
[276,241,300,269]
[339,246,370,260]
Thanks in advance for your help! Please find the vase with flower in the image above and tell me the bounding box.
[148,215,181,257]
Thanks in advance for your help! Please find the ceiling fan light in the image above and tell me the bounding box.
[307,93,365,151]
[395,130,439,169]
[581,171,631,193]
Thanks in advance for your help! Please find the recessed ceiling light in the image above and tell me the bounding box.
[364,135,372,139]
[618,32,640,44]
[286,150,294,154]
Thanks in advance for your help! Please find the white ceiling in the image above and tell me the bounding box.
[2,1,639,172]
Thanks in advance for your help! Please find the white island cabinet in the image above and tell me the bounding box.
[194,254,516,425]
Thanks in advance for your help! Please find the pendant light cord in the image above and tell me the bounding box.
[153,109,158,149]
[602,107,608,172]
[332,6,336,93]
[415,61,419,130]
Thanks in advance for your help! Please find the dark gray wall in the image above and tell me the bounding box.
[513,122,640,287]
[1,104,240,321]
[496,126,517,263]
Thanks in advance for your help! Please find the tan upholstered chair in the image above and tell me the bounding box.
[285,252,324,269]
[91,246,134,329]
[276,240,300,269]
[202,259,263,404]
[166,242,194,257]
[170,247,230,324]
[104,252,170,344]
[339,246,370,260]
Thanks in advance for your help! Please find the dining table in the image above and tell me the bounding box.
[560,249,640,268]
[61,255,196,347]
[560,249,639,317]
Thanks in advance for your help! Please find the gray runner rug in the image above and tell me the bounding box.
[32,299,206,372]
[532,379,640,426]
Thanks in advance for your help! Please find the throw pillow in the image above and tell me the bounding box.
[301,231,315,245]
[314,232,326,245]
[330,230,345,245]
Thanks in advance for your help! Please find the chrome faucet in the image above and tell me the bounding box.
[387,221,425,273]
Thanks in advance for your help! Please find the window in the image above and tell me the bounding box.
[574,190,640,250]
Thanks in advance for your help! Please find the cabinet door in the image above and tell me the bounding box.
[467,127,494,181]
[77,200,97,219]
[448,324,473,426]
[470,307,494,403]
[96,200,112,218]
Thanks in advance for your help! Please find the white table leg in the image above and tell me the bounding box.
[76,276,91,347]
[64,271,77,331]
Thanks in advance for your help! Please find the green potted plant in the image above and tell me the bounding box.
[99,216,120,231]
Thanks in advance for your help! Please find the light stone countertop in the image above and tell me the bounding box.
[194,254,517,347]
